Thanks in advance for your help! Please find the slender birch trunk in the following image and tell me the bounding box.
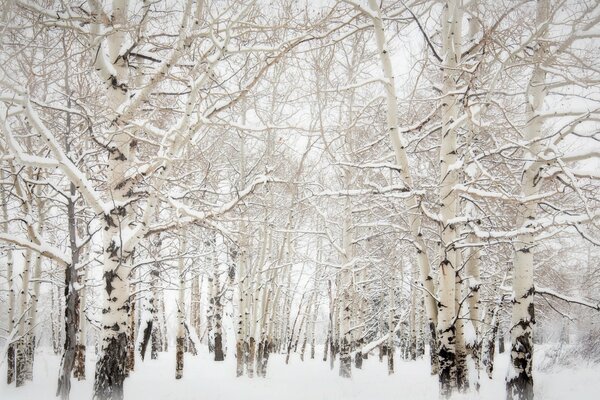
[150,234,163,360]
[327,279,336,370]
[51,280,62,356]
[15,249,32,387]
[74,265,88,380]
[466,234,482,390]
[2,167,16,385]
[338,199,354,378]
[409,267,417,361]
[437,0,463,395]
[56,178,81,399]
[213,255,225,362]
[416,296,425,358]
[25,234,42,382]
[126,292,136,375]
[190,272,201,343]
[91,2,137,398]
[455,272,468,392]
[484,300,501,379]
[176,236,187,379]
[387,278,395,375]
[366,0,440,374]
[506,2,548,399]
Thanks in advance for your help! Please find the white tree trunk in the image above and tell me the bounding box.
[506,2,549,399]
[437,0,463,395]
[366,0,440,374]
[338,199,354,378]
[2,167,16,384]
[176,236,187,379]
[15,249,32,387]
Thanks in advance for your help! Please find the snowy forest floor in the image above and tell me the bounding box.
[1,346,597,400]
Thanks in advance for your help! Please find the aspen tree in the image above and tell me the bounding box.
[176,235,187,379]
[506,4,549,398]
[1,167,16,385]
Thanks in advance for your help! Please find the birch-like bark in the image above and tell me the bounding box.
[338,198,354,378]
[416,296,425,358]
[15,249,32,387]
[484,299,501,379]
[25,202,43,382]
[74,265,88,380]
[308,267,320,360]
[212,238,225,362]
[235,125,251,377]
[1,168,16,384]
[149,232,163,360]
[92,2,136,397]
[409,267,417,361]
[175,236,187,380]
[366,0,440,374]
[235,239,246,377]
[455,270,468,392]
[256,228,274,375]
[387,277,395,375]
[51,280,62,355]
[437,0,463,395]
[466,233,481,390]
[56,178,81,399]
[190,272,201,345]
[506,2,549,399]
[327,279,336,370]
[9,165,34,387]
[126,282,136,375]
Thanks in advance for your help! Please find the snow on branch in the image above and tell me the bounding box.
[308,183,412,198]
[536,286,600,311]
[0,233,70,267]
[2,120,60,169]
[150,175,281,235]
[23,100,108,215]
[454,184,557,204]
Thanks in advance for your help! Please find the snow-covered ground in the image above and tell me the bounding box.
[1,347,597,400]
